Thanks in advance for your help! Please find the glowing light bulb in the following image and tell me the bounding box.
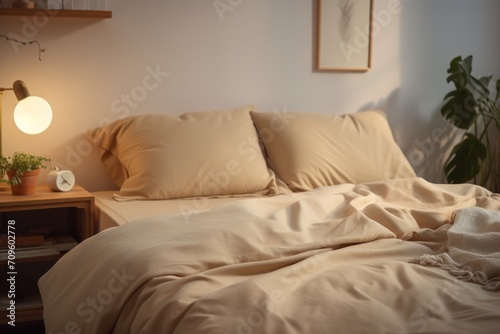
[13,96,53,135]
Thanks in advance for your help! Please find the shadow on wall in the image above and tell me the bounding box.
[47,135,118,192]
[406,112,458,183]
[361,87,456,184]
[396,94,460,185]
[396,0,457,184]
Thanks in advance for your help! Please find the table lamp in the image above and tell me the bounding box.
[0,80,53,190]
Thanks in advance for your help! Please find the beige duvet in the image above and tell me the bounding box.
[38,178,500,334]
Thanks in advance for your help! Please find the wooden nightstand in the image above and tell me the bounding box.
[0,184,95,332]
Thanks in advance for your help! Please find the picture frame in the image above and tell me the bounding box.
[317,0,373,72]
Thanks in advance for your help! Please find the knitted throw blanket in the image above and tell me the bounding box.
[410,207,500,291]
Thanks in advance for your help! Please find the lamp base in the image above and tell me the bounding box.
[12,1,36,9]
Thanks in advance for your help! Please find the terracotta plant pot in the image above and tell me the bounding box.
[7,169,40,196]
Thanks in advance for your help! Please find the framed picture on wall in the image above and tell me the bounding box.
[317,0,373,71]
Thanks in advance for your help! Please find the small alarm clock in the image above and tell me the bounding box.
[47,168,76,192]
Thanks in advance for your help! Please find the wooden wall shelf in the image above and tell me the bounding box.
[0,8,112,18]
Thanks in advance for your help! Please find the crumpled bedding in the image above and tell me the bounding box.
[38,177,500,334]
[411,206,500,290]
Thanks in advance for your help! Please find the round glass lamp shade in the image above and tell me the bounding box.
[13,96,53,135]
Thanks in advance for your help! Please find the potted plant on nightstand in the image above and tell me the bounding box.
[0,152,50,195]
[441,55,500,193]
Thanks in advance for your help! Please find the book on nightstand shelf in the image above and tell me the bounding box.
[0,247,58,260]
[0,288,43,310]
[0,234,78,260]
[0,233,45,247]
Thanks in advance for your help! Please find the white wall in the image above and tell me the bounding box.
[1,0,499,191]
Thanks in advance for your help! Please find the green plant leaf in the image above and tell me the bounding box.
[441,55,496,131]
[0,152,50,185]
[478,75,492,94]
[444,133,487,184]
[495,79,500,103]
[441,88,478,129]
[453,56,490,96]
[442,55,500,191]
[446,55,467,89]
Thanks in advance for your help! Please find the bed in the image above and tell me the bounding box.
[38,106,500,334]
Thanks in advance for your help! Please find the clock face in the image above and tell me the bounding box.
[57,171,75,191]
[47,170,76,192]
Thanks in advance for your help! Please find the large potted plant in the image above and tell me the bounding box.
[0,152,50,195]
[441,55,500,192]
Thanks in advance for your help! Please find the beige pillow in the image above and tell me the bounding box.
[85,106,277,200]
[250,109,416,191]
